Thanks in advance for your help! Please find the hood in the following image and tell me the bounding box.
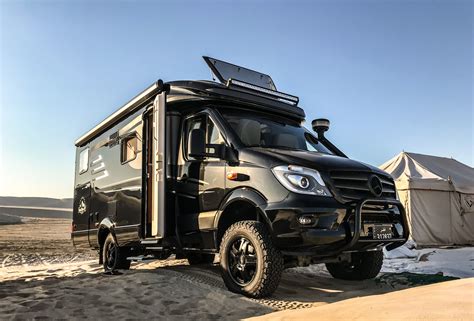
[241,148,390,177]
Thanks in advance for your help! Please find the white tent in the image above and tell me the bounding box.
[380,152,474,246]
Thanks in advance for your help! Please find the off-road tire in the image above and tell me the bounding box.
[102,233,131,272]
[219,220,284,298]
[186,253,215,265]
[325,250,383,280]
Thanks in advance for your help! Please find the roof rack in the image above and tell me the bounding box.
[226,79,299,106]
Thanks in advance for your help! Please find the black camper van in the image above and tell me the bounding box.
[72,57,408,298]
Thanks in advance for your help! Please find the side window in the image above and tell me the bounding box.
[184,114,225,160]
[121,134,139,164]
[79,148,89,174]
[206,117,225,146]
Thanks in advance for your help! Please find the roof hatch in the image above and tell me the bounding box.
[203,56,276,90]
[203,56,299,106]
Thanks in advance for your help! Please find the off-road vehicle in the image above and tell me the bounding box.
[72,57,408,297]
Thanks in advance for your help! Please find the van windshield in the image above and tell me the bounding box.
[221,110,334,154]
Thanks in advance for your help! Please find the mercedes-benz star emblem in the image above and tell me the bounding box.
[368,175,383,197]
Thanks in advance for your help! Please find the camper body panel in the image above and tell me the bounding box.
[72,107,147,249]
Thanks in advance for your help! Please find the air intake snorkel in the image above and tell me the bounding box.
[312,118,330,139]
[311,118,347,158]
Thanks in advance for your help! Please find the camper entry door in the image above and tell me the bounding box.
[150,91,166,237]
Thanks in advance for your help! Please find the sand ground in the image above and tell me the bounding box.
[0,218,472,320]
[0,218,95,268]
[247,278,474,321]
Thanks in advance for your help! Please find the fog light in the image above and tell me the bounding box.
[298,216,313,225]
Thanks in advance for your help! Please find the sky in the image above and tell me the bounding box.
[0,0,472,198]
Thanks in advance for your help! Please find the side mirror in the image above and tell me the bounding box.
[189,128,235,160]
[189,128,206,157]
[312,118,330,139]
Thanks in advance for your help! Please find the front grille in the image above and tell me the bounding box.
[329,171,397,202]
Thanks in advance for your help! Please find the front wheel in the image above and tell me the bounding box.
[102,233,131,272]
[219,221,283,298]
[325,250,383,280]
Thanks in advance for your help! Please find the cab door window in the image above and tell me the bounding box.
[205,116,225,159]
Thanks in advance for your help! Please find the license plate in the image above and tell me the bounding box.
[372,224,393,240]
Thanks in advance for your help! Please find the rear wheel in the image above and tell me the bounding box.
[102,233,131,272]
[186,253,215,265]
[325,250,383,280]
[219,221,283,298]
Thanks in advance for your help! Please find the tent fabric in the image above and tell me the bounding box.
[380,152,474,194]
[380,152,474,246]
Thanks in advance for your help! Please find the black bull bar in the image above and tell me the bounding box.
[342,198,410,252]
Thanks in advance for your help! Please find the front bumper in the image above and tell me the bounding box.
[265,197,409,257]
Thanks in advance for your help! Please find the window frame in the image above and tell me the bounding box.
[120,133,140,165]
[79,148,89,175]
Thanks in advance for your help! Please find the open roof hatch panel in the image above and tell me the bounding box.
[203,56,277,90]
[203,56,299,106]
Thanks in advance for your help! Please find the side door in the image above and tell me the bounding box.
[176,112,227,237]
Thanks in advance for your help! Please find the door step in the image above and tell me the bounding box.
[126,255,157,262]
[140,239,160,244]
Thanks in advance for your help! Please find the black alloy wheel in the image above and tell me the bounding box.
[228,236,258,286]
[104,241,118,271]
[102,233,131,273]
[219,220,283,298]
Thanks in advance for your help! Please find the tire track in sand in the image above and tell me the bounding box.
[162,265,314,311]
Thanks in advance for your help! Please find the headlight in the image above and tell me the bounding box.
[272,165,332,196]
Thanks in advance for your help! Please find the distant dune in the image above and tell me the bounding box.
[0,196,73,208]
[0,196,73,219]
